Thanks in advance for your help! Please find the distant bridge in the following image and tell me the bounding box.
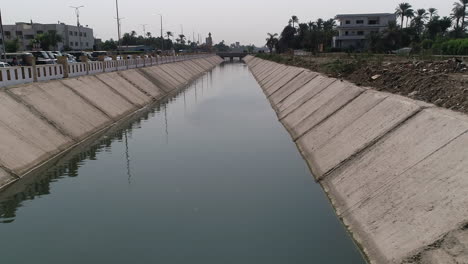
[217,52,249,61]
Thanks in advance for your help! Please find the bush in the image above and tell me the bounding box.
[435,39,468,55]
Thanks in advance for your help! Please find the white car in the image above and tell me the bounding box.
[0,62,11,68]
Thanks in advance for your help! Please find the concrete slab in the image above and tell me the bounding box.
[282,80,361,130]
[253,61,281,82]
[290,83,365,140]
[269,71,319,106]
[62,76,136,119]
[321,108,468,264]
[191,59,210,71]
[95,72,151,106]
[138,67,178,92]
[0,91,74,175]
[277,76,337,118]
[180,61,203,76]
[0,91,73,152]
[10,82,111,140]
[159,64,190,84]
[0,168,16,190]
[264,68,305,96]
[258,64,288,85]
[421,249,457,264]
[117,70,165,99]
[298,94,422,179]
[153,65,185,87]
[294,91,387,157]
[253,60,277,76]
[187,60,207,72]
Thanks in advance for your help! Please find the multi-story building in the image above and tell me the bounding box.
[333,13,396,50]
[2,22,94,51]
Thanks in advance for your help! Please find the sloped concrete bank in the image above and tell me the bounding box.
[244,55,468,264]
[0,55,223,191]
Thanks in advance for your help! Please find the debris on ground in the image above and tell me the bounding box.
[258,54,468,114]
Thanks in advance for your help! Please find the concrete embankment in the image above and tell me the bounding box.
[0,55,223,190]
[244,55,468,264]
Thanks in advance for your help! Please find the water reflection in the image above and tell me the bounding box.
[0,87,191,224]
[124,130,133,185]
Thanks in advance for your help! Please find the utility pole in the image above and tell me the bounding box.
[159,14,164,51]
[70,5,84,50]
[115,0,122,54]
[140,24,148,38]
[0,9,6,62]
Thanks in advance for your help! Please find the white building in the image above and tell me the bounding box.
[333,13,396,50]
[2,22,94,51]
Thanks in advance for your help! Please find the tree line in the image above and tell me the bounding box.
[266,0,468,55]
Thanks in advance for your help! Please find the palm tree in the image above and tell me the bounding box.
[291,15,299,28]
[428,8,438,19]
[165,31,173,41]
[416,9,428,21]
[266,33,279,53]
[413,9,428,35]
[405,9,415,27]
[455,0,468,29]
[396,3,412,29]
[452,3,465,29]
[179,34,186,45]
[146,32,152,38]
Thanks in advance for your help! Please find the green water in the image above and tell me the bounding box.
[0,62,366,264]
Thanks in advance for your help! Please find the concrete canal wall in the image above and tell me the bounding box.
[244,55,468,264]
[0,55,223,190]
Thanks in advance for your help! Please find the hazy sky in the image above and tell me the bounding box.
[1,0,453,46]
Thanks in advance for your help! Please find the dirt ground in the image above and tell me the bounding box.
[257,54,468,114]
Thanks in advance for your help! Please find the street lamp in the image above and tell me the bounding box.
[0,9,6,62]
[153,14,164,51]
[115,0,122,54]
[70,5,84,50]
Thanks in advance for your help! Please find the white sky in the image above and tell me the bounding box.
[1,0,453,46]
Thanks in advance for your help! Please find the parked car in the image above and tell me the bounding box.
[392,47,412,55]
[66,51,93,62]
[65,54,77,63]
[28,51,55,65]
[45,51,58,63]
[52,51,64,58]
[4,52,34,66]
[0,62,11,68]
[91,51,108,61]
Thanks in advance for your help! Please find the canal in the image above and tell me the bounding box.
[0,62,366,264]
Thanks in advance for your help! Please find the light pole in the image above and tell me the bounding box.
[140,24,148,38]
[115,0,122,54]
[70,5,84,50]
[0,9,6,62]
[154,14,164,51]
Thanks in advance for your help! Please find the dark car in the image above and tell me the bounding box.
[28,51,55,65]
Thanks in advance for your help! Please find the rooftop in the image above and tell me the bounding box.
[335,13,395,18]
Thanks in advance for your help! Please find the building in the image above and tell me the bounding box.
[206,33,213,48]
[333,13,396,50]
[1,22,94,51]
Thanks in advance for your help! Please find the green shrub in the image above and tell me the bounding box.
[435,39,468,55]
[421,39,434,50]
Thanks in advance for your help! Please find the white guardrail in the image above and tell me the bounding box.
[0,54,210,88]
